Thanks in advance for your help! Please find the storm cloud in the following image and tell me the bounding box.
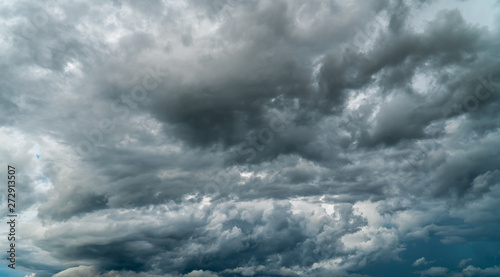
[1,0,500,276]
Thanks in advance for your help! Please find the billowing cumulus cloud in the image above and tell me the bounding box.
[1,0,500,276]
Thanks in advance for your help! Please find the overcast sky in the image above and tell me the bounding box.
[1,0,500,276]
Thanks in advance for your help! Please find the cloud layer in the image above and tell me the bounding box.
[1,0,500,276]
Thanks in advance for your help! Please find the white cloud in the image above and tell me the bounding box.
[458,258,472,268]
[413,257,434,267]
[417,267,449,276]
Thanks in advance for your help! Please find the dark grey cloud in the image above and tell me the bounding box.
[1,0,500,276]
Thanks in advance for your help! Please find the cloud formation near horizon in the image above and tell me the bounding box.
[1,0,500,276]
